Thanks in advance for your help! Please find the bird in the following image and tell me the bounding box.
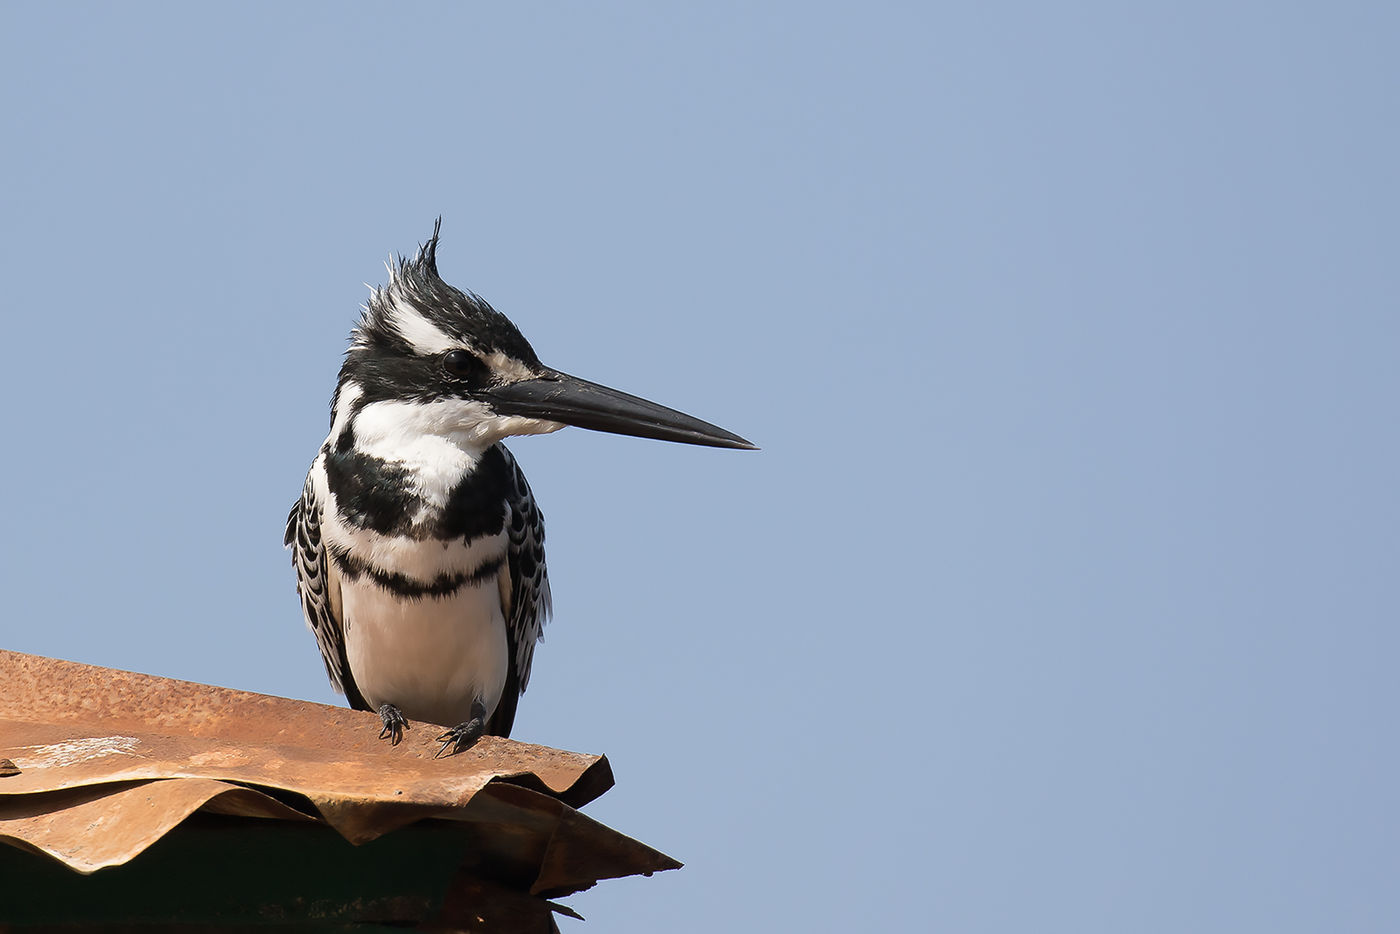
[286,220,754,756]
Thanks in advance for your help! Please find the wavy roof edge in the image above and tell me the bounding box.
[0,649,678,893]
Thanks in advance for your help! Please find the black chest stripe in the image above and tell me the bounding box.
[329,543,505,599]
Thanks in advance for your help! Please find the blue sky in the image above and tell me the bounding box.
[3,4,1396,931]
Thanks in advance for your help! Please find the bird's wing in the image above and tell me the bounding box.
[285,464,367,710]
[487,444,552,738]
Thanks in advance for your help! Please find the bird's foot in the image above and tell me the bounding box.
[378,703,410,745]
[436,700,488,758]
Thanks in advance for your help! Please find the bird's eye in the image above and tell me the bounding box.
[442,349,488,384]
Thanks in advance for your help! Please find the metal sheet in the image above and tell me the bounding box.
[0,651,612,811]
[0,778,311,872]
[0,650,676,888]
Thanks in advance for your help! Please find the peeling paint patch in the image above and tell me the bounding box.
[11,735,142,769]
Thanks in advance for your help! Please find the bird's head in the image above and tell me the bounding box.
[333,220,755,455]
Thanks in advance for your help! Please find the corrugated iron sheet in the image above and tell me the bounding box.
[0,650,678,896]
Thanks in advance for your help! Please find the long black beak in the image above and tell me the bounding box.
[487,368,757,450]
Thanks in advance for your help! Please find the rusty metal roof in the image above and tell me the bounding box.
[0,649,678,913]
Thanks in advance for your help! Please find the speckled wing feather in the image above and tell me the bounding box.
[487,444,552,737]
[285,467,365,710]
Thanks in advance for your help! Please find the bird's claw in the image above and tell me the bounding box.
[435,701,487,758]
[378,703,410,745]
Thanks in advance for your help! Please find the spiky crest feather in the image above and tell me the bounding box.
[349,219,537,367]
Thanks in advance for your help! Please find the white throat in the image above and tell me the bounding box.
[343,396,563,512]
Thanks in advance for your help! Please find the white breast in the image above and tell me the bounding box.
[341,571,509,728]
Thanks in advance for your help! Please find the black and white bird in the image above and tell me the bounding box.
[287,221,753,755]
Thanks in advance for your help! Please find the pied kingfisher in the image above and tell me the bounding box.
[287,221,754,755]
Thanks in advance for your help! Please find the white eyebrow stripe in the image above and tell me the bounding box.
[386,293,461,356]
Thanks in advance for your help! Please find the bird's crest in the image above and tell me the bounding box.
[350,218,533,363]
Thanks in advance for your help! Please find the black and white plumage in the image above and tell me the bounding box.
[287,221,753,753]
